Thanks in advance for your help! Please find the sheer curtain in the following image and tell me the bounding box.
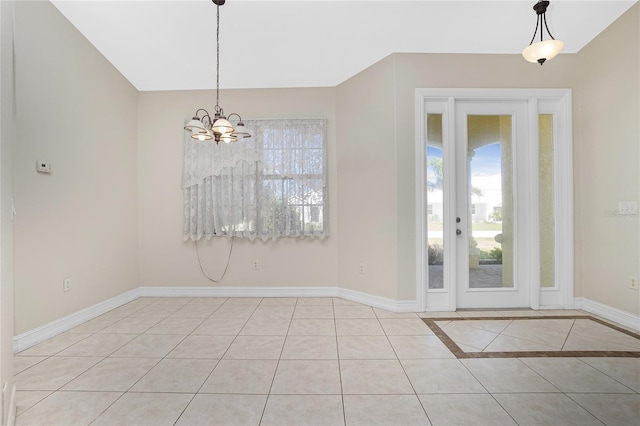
[183,119,328,241]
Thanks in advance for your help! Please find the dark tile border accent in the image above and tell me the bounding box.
[422,316,640,359]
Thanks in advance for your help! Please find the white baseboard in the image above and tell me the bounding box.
[138,285,339,299]
[14,286,418,353]
[575,297,640,331]
[13,288,139,353]
[139,286,418,312]
[336,287,419,312]
[6,384,16,426]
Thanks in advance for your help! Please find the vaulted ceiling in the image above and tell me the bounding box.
[51,0,637,91]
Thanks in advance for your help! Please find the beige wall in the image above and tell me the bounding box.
[13,1,139,334]
[336,55,399,299]
[1,0,15,420]
[138,88,338,288]
[572,3,639,315]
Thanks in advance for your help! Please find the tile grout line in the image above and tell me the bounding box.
[333,299,347,426]
[82,297,173,425]
[88,297,199,425]
[562,393,609,426]
[48,298,171,424]
[16,297,185,422]
[573,358,639,394]
[560,318,577,351]
[170,297,241,426]
[257,298,295,426]
[458,358,521,425]
[375,310,434,425]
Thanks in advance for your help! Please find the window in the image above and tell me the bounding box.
[427,204,433,215]
[182,119,328,241]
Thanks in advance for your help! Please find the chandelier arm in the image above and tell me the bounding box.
[542,13,556,40]
[195,109,213,127]
[195,108,210,118]
[528,14,540,46]
[227,112,242,122]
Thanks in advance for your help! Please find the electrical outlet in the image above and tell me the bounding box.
[630,276,638,290]
[359,263,365,274]
[63,278,71,292]
[252,260,260,270]
[36,160,52,174]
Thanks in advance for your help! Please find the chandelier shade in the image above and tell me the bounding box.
[232,122,251,139]
[212,117,233,135]
[184,118,208,134]
[220,133,238,144]
[193,130,213,141]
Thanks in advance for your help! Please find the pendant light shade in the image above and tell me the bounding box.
[522,39,564,64]
[523,0,563,65]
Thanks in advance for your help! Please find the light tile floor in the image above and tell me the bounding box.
[14,297,640,426]
[433,316,640,353]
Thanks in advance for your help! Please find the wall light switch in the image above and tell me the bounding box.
[36,160,52,174]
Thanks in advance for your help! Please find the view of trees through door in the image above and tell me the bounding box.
[426,115,507,290]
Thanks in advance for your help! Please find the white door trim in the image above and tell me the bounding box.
[415,88,573,312]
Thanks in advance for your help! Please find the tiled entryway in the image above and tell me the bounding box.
[14,297,640,425]
[425,315,640,356]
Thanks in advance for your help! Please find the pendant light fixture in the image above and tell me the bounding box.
[184,0,250,144]
[522,0,564,65]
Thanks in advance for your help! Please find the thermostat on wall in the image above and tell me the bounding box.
[36,160,52,174]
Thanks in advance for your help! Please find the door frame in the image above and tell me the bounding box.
[414,88,573,312]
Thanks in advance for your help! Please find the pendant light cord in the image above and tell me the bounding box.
[195,237,234,283]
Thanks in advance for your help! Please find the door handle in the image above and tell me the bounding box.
[456,229,462,236]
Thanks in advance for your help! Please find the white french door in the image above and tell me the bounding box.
[454,101,529,308]
[415,89,574,311]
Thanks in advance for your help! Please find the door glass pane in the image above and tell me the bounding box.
[427,114,444,289]
[467,115,514,288]
[539,114,555,288]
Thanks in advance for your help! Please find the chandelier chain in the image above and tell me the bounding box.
[216,2,220,109]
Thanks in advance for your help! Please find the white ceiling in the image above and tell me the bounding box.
[50,0,637,91]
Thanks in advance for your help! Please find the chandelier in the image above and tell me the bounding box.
[184,0,250,143]
[522,0,564,65]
